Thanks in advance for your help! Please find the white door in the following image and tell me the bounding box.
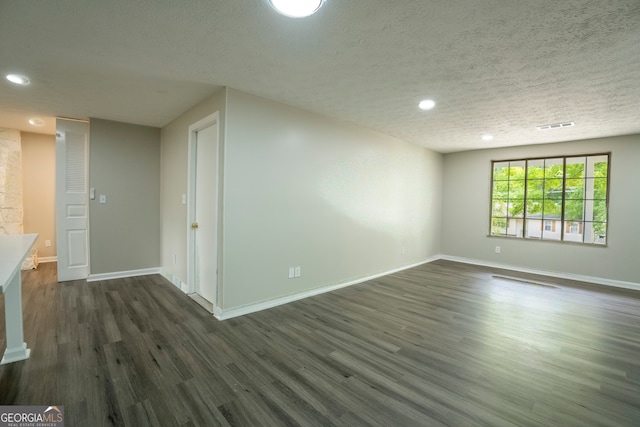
[55,119,90,282]
[188,113,219,306]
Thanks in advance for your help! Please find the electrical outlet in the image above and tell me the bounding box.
[495,246,501,254]
[288,267,295,279]
[294,266,301,278]
[45,240,51,247]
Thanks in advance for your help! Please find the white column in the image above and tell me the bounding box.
[0,233,37,364]
[1,270,31,364]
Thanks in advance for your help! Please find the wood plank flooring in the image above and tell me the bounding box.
[1,260,640,426]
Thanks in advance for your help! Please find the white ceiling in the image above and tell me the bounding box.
[1,0,639,153]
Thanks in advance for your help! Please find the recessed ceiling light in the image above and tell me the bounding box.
[28,118,45,127]
[6,74,31,85]
[418,99,436,110]
[269,0,325,17]
[482,134,494,141]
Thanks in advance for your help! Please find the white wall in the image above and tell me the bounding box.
[442,134,640,284]
[221,89,442,309]
[160,88,443,312]
[160,88,226,286]
[21,132,56,259]
[89,119,161,274]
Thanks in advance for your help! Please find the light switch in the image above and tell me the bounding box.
[99,194,107,204]
[90,188,96,200]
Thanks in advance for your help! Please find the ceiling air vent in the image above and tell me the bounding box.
[536,121,575,131]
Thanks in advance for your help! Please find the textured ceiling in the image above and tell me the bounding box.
[0,0,639,152]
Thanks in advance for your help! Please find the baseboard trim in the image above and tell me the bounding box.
[161,270,189,293]
[215,256,440,320]
[88,267,162,282]
[38,256,58,263]
[438,255,640,292]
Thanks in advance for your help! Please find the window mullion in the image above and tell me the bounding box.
[506,162,511,237]
[523,160,528,238]
[560,157,567,242]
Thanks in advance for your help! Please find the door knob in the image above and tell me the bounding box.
[191,222,199,229]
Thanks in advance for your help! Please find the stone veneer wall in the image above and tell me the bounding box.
[0,129,23,233]
[0,128,37,269]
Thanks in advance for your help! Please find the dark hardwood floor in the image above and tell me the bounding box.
[1,260,640,426]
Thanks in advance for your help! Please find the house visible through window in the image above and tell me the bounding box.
[490,153,609,245]
[569,222,580,234]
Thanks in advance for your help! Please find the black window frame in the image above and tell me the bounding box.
[489,153,610,245]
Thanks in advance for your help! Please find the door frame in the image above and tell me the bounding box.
[187,112,221,309]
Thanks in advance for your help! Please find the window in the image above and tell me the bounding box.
[569,222,580,234]
[490,153,609,245]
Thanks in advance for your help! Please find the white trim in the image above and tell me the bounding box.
[1,342,31,365]
[38,256,58,263]
[438,255,640,292]
[214,256,440,320]
[87,267,162,282]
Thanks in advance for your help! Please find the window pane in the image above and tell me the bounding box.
[564,221,584,243]
[544,158,563,178]
[565,157,585,179]
[564,200,584,221]
[492,180,509,199]
[508,200,524,218]
[587,155,608,178]
[545,178,563,201]
[565,178,584,200]
[527,159,544,179]
[525,219,542,239]
[526,199,543,216]
[589,178,607,200]
[509,161,526,179]
[491,217,507,236]
[492,200,507,218]
[590,222,607,244]
[541,219,561,241]
[593,199,607,223]
[526,178,544,200]
[508,179,525,200]
[493,161,509,180]
[542,198,562,219]
[505,218,522,237]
